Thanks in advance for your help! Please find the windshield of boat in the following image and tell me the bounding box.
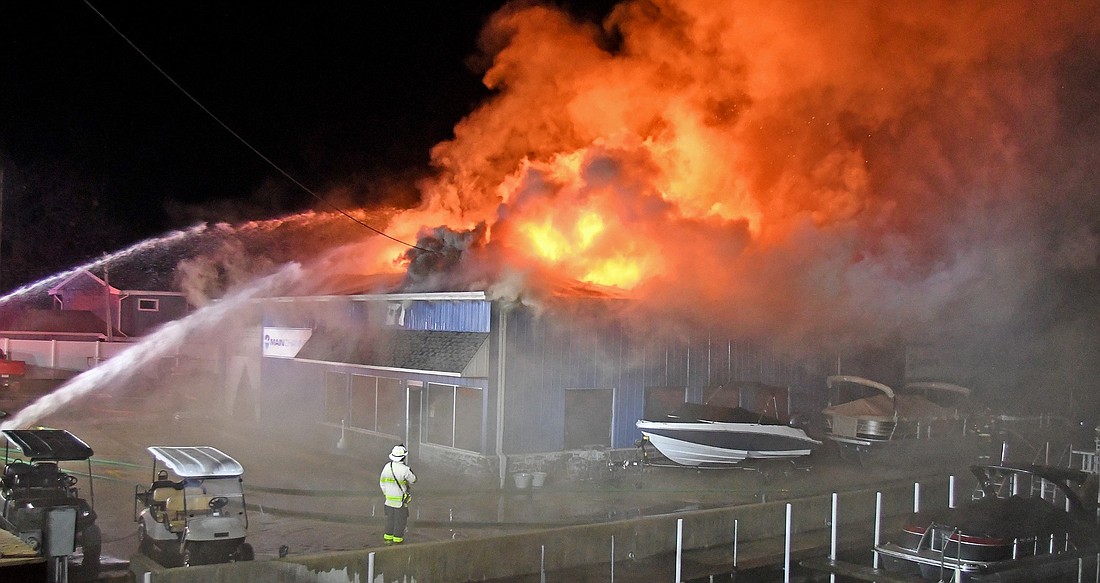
[901,383,970,410]
[829,379,892,405]
[975,466,1093,514]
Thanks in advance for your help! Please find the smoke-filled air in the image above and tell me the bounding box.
[19,0,1093,419]
[306,0,1098,373]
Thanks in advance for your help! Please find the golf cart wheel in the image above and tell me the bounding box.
[81,524,102,576]
[236,542,255,561]
[182,541,210,567]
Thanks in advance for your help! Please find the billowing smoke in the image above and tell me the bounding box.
[400,223,490,291]
[138,1,1098,412]
[355,0,1098,409]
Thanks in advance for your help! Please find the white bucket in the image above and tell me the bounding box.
[512,472,532,489]
[530,471,547,488]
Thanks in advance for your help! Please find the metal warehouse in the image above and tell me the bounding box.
[240,291,832,484]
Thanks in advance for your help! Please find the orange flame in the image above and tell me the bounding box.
[352,0,1097,345]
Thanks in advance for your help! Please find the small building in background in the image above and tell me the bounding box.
[47,270,188,339]
[0,308,119,342]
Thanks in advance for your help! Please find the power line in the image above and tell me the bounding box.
[82,0,432,253]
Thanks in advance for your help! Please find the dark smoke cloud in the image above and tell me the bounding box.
[398,0,1100,412]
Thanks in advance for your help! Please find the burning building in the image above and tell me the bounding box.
[215,0,1100,473]
[240,288,833,482]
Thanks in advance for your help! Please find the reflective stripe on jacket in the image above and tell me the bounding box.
[379,461,417,508]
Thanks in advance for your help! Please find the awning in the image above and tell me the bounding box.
[296,328,488,375]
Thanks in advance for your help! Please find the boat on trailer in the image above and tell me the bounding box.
[635,401,821,466]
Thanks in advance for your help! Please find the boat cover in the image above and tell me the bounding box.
[148,446,243,478]
[822,393,958,422]
[660,403,786,425]
[2,429,94,461]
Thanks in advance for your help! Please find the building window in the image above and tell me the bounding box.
[137,298,160,312]
[564,388,613,449]
[347,374,403,438]
[425,383,483,452]
[324,372,348,425]
[425,383,455,447]
[454,386,483,451]
[350,375,377,431]
[376,377,404,437]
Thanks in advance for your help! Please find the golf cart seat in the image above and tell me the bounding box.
[151,485,176,504]
[146,482,181,523]
[163,495,187,530]
[0,457,29,490]
[163,494,214,530]
[31,462,61,486]
[3,461,61,489]
[3,460,31,475]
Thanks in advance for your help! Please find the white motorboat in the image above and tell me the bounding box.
[636,402,821,466]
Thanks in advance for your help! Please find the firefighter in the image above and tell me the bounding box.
[379,444,416,544]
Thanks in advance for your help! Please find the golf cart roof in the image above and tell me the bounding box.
[2,429,94,461]
[148,446,243,478]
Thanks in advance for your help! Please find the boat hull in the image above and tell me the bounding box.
[636,420,821,466]
[826,431,986,466]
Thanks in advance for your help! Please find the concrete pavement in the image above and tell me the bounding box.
[4,374,976,580]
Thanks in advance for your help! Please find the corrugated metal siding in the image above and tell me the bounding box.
[261,298,490,332]
[500,304,834,454]
[120,295,189,336]
[404,300,490,332]
[257,296,833,457]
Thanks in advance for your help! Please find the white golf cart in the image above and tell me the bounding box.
[133,446,253,567]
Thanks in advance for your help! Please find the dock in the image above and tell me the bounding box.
[132,478,949,582]
[0,527,47,581]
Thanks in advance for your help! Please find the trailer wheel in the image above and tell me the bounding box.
[236,542,254,561]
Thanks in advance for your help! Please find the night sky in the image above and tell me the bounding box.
[0,1,616,288]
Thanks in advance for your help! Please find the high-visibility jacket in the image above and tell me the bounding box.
[379,461,417,508]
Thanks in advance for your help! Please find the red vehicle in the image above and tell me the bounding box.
[0,354,25,388]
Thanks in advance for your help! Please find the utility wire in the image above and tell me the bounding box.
[82,0,432,252]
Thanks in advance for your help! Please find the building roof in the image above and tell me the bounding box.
[47,270,119,296]
[47,268,186,297]
[296,328,488,375]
